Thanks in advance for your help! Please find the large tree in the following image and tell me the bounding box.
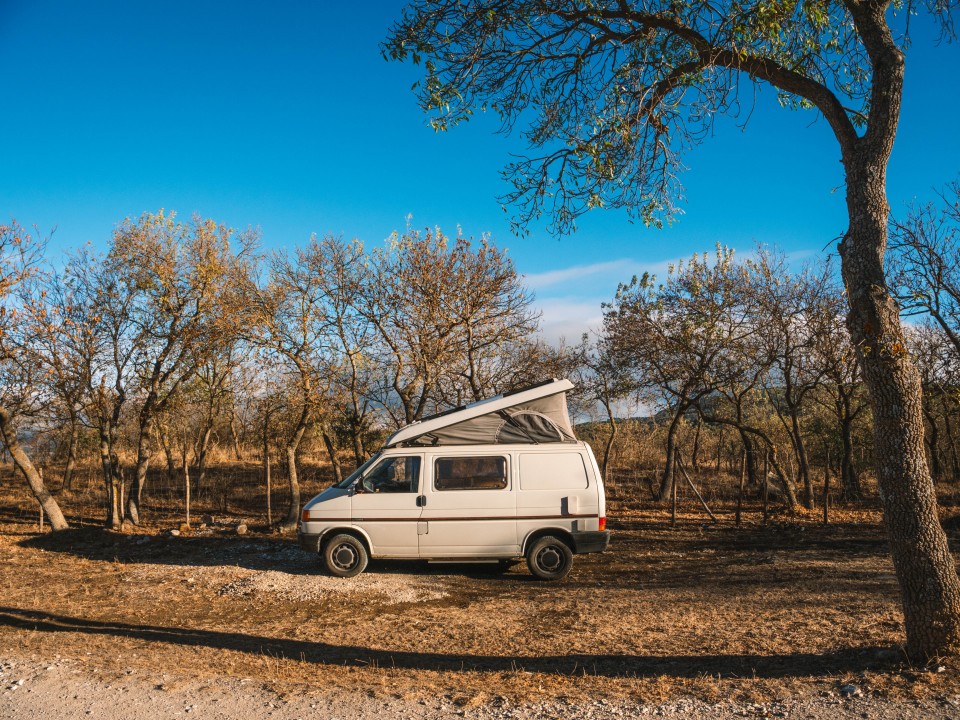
[386,0,960,657]
[250,243,344,531]
[360,227,538,425]
[111,211,253,524]
[60,247,138,529]
[0,222,69,530]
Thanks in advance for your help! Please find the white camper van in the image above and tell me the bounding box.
[298,379,610,580]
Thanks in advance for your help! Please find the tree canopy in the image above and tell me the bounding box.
[385,0,953,233]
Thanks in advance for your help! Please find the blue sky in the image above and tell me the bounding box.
[2,1,959,340]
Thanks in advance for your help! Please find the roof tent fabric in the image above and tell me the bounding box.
[495,411,568,443]
[386,379,578,447]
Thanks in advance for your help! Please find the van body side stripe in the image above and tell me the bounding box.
[307,513,599,523]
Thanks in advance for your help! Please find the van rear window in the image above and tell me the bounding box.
[519,453,589,490]
[434,456,508,491]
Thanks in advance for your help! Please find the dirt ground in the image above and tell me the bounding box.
[3,478,960,718]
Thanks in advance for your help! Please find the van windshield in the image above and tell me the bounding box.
[334,453,381,489]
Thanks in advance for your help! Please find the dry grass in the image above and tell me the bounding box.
[2,466,960,706]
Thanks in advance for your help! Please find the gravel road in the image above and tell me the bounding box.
[3,655,959,719]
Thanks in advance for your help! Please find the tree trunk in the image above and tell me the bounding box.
[160,423,177,484]
[229,410,243,461]
[183,431,191,527]
[0,406,69,531]
[839,131,960,657]
[691,419,702,473]
[942,403,960,483]
[320,422,343,484]
[735,448,745,526]
[348,403,367,467]
[740,431,758,489]
[601,398,618,482]
[923,400,942,484]
[281,407,309,532]
[97,421,122,529]
[127,416,153,524]
[836,392,859,500]
[196,419,215,495]
[715,426,723,473]
[62,412,80,491]
[765,446,798,509]
[351,425,365,467]
[657,404,686,501]
[790,409,814,509]
[263,412,273,527]
[823,447,831,524]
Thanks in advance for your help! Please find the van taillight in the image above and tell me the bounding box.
[599,517,606,531]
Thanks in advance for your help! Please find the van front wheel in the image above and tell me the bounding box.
[526,536,573,581]
[323,534,368,578]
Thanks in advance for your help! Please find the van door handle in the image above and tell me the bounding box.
[416,495,426,507]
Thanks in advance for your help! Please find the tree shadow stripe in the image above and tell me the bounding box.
[0,606,899,679]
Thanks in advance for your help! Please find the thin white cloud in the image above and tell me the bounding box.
[527,245,828,347]
[524,260,631,290]
[525,258,678,346]
[523,257,678,302]
[535,297,605,344]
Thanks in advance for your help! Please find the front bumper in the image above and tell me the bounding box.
[570,530,610,554]
[299,531,322,553]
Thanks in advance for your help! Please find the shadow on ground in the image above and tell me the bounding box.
[0,605,903,679]
[16,527,530,580]
[17,522,907,593]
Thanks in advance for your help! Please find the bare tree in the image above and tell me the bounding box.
[191,346,244,493]
[445,237,540,401]
[0,222,68,530]
[360,229,456,425]
[580,331,638,482]
[250,246,340,531]
[890,179,960,357]
[908,323,960,484]
[65,247,141,528]
[25,267,90,491]
[606,247,762,500]
[113,211,256,524]
[751,251,838,508]
[301,235,380,466]
[362,227,539,425]
[812,304,869,500]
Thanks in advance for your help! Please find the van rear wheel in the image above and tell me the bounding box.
[526,536,573,581]
[323,534,368,578]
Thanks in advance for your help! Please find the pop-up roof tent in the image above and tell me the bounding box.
[385,378,578,448]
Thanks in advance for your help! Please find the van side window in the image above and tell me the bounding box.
[362,456,421,493]
[434,456,508,491]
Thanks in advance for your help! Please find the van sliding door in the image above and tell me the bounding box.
[418,455,518,557]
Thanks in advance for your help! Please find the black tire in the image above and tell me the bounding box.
[526,536,573,581]
[323,534,369,578]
